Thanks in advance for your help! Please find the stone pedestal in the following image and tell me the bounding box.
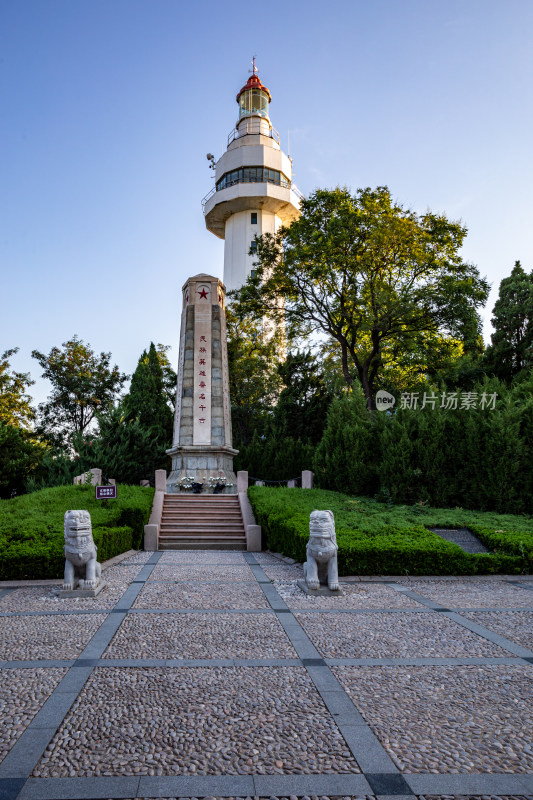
[297,579,342,597]
[167,274,238,493]
[59,582,106,599]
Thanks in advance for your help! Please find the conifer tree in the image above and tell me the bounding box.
[314,390,380,495]
[123,342,173,440]
[485,261,533,381]
[91,407,159,485]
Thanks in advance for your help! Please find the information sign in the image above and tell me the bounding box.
[95,485,117,500]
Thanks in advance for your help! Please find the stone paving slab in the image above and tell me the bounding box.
[294,612,512,659]
[0,669,67,766]
[2,551,533,800]
[157,551,249,564]
[427,527,490,554]
[458,611,533,651]
[333,665,533,774]
[393,580,533,608]
[274,581,425,609]
[420,795,533,799]
[147,565,255,582]
[254,552,289,564]
[0,614,107,661]
[0,567,142,614]
[102,612,297,660]
[119,552,154,564]
[261,565,306,579]
[33,666,361,777]
[133,581,270,609]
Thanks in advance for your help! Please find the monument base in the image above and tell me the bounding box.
[166,444,238,494]
[59,582,106,598]
[297,579,343,597]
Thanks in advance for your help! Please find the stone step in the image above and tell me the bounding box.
[159,494,245,550]
[163,505,240,512]
[163,501,240,507]
[159,531,246,538]
[162,504,241,511]
[162,532,243,536]
[164,495,239,501]
[159,522,244,536]
[159,540,246,551]
[163,515,241,520]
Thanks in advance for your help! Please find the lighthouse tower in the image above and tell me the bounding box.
[203,61,301,293]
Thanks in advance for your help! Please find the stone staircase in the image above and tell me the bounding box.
[158,494,246,550]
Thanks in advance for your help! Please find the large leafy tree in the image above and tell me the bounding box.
[236,187,489,409]
[225,302,283,447]
[0,422,46,498]
[32,336,127,445]
[269,351,333,444]
[484,261,533,381]
[0,348,35,428]
[0,349,45,496]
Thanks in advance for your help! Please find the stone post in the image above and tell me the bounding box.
[237,470,261,552]
[237,471,249,493]
[144,470,167,550]
[302,470,314,489]
[155,469,167,492]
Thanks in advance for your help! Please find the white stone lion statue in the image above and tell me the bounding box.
[303,509,339,591]
[63,510,102,591]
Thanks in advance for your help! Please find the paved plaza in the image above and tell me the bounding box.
[0,550,532,800]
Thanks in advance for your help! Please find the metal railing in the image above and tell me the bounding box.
[228,122,280,146]
[291,183,305,201]
[202,178,304,211]
[201,186,217,207]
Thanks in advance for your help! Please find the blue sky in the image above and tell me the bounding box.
[1,0,532,406]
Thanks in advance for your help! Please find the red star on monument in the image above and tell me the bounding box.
[198,287,209,299]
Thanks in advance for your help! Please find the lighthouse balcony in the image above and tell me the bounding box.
[228,121,280,146]
[202,167,302,209]
[203,181,302,239]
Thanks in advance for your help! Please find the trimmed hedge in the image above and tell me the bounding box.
[0,483,154,580]
[248,487,533,575]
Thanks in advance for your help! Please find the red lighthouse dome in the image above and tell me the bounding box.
[236,58,271,120]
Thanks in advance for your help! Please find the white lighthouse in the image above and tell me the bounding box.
[202,61,302,293]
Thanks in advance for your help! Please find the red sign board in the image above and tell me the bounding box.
[96,485,117,500]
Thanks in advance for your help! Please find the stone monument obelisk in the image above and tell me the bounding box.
[166,274,238,493]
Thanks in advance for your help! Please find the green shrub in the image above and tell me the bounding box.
[248,486,532,575]
[0,483,153,579]
[93,526,134,562]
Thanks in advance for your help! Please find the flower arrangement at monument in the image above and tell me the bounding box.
[176,474,234,493]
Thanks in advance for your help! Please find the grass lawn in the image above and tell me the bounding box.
[0,483,154,580]
[249,487,533,575]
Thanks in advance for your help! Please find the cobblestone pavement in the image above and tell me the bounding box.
[0,554,532,800]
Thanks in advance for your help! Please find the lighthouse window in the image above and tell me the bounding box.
[239,90,269,119]
[216,167,291,192]
[251,213,257,224]
[250,240,258,254]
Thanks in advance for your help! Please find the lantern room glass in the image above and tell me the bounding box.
[239,89,269,119]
